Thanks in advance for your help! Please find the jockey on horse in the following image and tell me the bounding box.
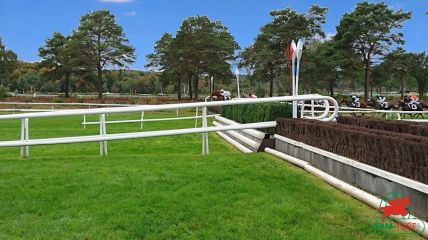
[375,95,393,110]
[209,89,231,101]
[351,95,361,108]
[403,94,421,110]
[220,89,231,100]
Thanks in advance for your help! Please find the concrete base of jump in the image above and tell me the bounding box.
[212,115,268,152]
[274,134,428,220]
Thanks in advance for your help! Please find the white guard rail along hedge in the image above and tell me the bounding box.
[0,94,338,158]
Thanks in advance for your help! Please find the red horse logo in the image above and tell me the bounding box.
[378,196,410,222]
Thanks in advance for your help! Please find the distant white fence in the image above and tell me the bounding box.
[0,95,338,158]
[0,101,133,108]
[299,102,428,121]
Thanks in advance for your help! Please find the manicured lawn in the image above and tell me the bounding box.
[0,110,422,239]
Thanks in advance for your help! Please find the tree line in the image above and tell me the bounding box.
[1,3,427,100]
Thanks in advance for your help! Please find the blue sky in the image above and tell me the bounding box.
[0,0,427,70]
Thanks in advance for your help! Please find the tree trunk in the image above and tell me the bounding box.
[364,58,370,101]
[269,68,274,97]
[400,75,404,98]
[177,78,181,100]
[329,79,334,97]
[64,73,70,98]
[188,74,193,100]
[419,84,425,99]
[212,76,215,93]
[97,64,103,99]
[194,74,199,100]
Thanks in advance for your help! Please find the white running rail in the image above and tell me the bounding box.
[299,102,428,120]
[0,94,339,158]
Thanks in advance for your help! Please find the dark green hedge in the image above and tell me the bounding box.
[220,103,294,133]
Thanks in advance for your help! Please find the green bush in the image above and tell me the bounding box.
[0,86,10,99]
[52,97,65,103]
[220,103,294,133]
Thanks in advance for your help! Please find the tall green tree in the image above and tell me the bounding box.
[39,32,75,97]
[301,40,358,96]
[335,2,411,101]
[0,38,18,87]
[71,10,136,98]
[382,48,414,98]
[240,5,328,97]
[146,33,185,99]
[147,16,238,100]
[410,52,428,98]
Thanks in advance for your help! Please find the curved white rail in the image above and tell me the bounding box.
[0,94,339,158]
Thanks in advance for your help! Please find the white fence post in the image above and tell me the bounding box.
[20,118,29,158]
[83,115,86,130]
[202,106,209,155]
[311,100,315,118]
[194,107,199,128]
[25,118,29,158]
[141,111,144,130]
[99,114,107,156]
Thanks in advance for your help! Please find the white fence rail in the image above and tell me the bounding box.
[0,102,134,107]
[0,95,338,158]
[299,102,428,121]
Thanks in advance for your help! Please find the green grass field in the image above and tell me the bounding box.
[0,110,422,239]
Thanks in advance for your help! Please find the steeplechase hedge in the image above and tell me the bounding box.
[276,118,428,184]
[220,103,293,133]
[220,103,293,123]
[337,116,428,137]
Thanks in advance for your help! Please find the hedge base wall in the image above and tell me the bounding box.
[276,118,428,184]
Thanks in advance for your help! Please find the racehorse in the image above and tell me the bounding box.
[369,98,395,110]
[398,100,424,119]
[339,98,368,108]
[209,91,227,101]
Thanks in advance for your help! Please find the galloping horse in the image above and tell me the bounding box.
[399,100,424,119]
[209,91,227,101]
[339,98,368,108]
[421,101,428,109]
[369,98,395,110]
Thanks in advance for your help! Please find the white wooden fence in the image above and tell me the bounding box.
[0,95,339,158]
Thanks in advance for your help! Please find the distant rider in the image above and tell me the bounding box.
[220,89,231,100]
[377,95,388,109]
[351,95,360,108]
[403,95,411,104]
[403,95,419,110]
[409,94,419,105]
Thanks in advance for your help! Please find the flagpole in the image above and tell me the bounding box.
[235,69,241,99]
[294,39,304,118]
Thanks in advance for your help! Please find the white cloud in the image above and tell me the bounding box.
[125,11,137,17]
[99,0,133,3]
